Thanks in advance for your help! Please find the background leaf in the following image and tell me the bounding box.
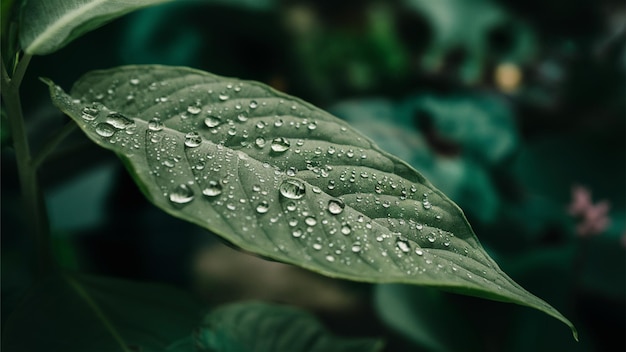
[195,301,383,352]
[45,65,575,338]
[1,274,202,352]
[19,0,172,55]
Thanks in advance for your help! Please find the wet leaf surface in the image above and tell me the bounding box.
[45,65,576,338]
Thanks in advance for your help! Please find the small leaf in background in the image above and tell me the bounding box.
[45,65,576,338]
[19,0,172,55]
[375,284,481,352]
[405,0,536,83]
[195,301,383,352]
[1,274,202,352]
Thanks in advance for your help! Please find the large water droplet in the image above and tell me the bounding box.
[249,100,258,109]
[254,137,266,148]
[396,238,411,253]
[169,184,194,204]
[148,117,163,131]
[187,105,202,115]
[202,180,222,197]
[325,255,335,262]
[270,137,290,153]
[256,201,270,214]
[279,179,305,200]
[237,112,248,122]
[106,113,134,130]
[415,248,424,256]
[327,199,345,215]
[184,132,202,148]
[305,216,317,226]
[81,105,99,121]
[341,223,351,235]
[292,229,303,238]
[95,123,115,137]
[351,242,362,253]
[204,115,221,128]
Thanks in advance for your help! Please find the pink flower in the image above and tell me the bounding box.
[568,185,610,237]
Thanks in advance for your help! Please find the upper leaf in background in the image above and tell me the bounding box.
[45,65,575,339]
[19,0,172,55]
[196,301,383,352]
[2,273,202,352]
[405,0,536,83]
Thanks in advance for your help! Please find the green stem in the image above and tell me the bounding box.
[1,53,55,277]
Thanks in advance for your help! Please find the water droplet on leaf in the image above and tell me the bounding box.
[279,179,306,200]
[148,117,163,131]
[202,180,223,197]
[169,184,194,204]
[270,137,290,152]
[106,112,134,130]
[327,199,345,215]
[95,123,115,137]
[204,115,221,128]
[184,132,202,148]
[256,201,270,214]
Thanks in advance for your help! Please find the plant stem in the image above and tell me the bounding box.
[1,54,55,277]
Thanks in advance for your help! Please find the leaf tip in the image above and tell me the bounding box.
[38,76,53,86]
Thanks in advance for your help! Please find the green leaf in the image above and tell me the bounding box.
[44,65,577,339]
[2,274,202,352]
[195,301,383,352]
[375,284,482,351]
[19,0,172,55]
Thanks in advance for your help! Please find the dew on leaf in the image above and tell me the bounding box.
[305,216,317,226]
[249,100,258,109]
[148,117,163,131]
[256,201,270,214]
[204,115,221,128]
[415,248,424,256]
[279,179,305,200]
[202,180,223,197]
[184,132,202,148]
[351,242,362,253]
[340,223,351,235]
[292,229,303,238]
[396,238,411,253]
[187,105,202,115]
[327,199,345,215]
[169,184,195,205]
[95,123,115,137]
[105,112,134,130]
[286,201,297,211]
[270,137,290,152]
[81,105,99,121]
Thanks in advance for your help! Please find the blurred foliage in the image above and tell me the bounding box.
[2,0,624,351]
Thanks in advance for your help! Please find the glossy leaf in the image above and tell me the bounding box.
[19,0,172,55]
[1,274,202,352]
[44,65,576,339]
[195,301,383,352]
